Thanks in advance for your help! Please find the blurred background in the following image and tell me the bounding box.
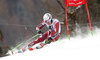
[0,0,100,57]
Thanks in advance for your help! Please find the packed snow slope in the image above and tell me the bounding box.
[1,28,100,60]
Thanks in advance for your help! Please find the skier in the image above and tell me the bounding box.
[20,13,61,52]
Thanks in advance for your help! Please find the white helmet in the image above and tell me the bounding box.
[43,13,52,22]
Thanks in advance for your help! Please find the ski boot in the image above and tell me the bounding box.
[36,43,46,49]
[18,46,29,53]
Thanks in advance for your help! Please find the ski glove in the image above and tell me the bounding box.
[37,30,43,34]
[45,37,53,44]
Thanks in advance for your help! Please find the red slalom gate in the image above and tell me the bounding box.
[65,0,93,40]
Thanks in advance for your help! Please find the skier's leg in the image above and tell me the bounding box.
[18,31,51,53]
[36,34,60,49]
[45,33,60,44]
[52,33,60,42]
[28,30,51,48]
[18,31,50,53]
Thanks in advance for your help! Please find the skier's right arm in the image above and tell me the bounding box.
[36,21,46,30]
[36,21,46,34]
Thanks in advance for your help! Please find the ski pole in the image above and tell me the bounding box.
[6,34,39,55]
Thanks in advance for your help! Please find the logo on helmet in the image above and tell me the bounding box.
[43,13,52,23]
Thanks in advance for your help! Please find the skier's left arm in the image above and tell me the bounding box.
[51,22,60,40]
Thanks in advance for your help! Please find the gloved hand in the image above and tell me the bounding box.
[37,30,43,34]
[36,27,43,34]
[45,38,53,44]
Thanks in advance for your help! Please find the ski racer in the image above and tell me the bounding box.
[21,13,61,52]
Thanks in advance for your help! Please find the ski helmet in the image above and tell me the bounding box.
[43,13,52,23]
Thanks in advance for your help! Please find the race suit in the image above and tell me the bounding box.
[28,19,61,47]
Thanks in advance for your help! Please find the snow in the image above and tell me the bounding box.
[0,28,100,60]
